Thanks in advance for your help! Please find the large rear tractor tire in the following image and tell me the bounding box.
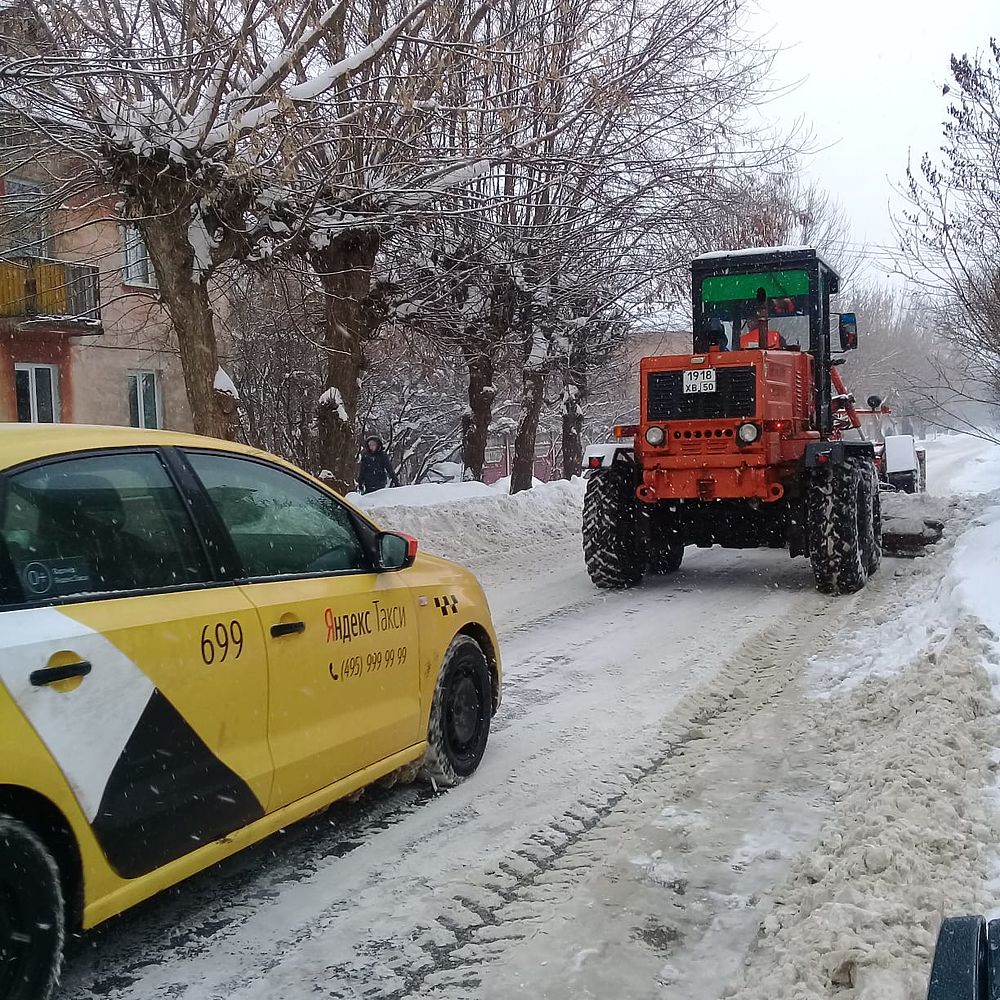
[808,459,871,595]
[0,817,64,1000]
[583,465,644,589]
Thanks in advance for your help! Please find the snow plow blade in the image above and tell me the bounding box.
[926,914,998,998]
[881,515,945,557]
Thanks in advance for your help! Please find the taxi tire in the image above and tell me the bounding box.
[420,636,491,789]
[0,817,65,1000]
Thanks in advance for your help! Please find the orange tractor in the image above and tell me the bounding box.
[582,246,880,594]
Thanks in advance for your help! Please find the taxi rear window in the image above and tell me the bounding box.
[0,452,209,606]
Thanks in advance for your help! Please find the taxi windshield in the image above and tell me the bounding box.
[701,269,811,351]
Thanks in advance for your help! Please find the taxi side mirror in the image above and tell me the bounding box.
[838,313,858,351]
[377,531,417,571]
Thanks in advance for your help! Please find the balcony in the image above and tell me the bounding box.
[0,256,102,331]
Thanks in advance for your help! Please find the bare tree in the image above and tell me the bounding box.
[378,0,795,491]
[697,167,857,278]
[225,269,326,466]
[896,39,1000,439]
[0,0,433,439]
[835,282,942,436]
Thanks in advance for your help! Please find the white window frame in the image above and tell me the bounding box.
[127,369,162,428]
[14,362,60,423]
[120,224,157,288]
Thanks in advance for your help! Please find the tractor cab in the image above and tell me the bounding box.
[690,246,856,437]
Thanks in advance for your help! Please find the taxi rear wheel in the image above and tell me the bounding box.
[0,817,64,1000]
[421,636,491,788]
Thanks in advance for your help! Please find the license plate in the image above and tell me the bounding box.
[683,368,717,393]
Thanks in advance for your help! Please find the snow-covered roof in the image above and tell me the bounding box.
[693,245,814,261]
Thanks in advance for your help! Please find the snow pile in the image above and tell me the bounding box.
[811,494,991,695]
[728,495,1000,998]
[346,481,497,509]
[351,478,586,577]
[948,504,1000,656]
[725,622,1000,1000]
[879,488,951,524]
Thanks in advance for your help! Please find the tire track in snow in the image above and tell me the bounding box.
[61,544,854,1000]
[350,591,849,1000]
[208,581,865,1000]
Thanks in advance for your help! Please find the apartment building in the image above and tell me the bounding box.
[0,173,193,430]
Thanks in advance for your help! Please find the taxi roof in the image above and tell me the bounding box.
[0,423,264,471]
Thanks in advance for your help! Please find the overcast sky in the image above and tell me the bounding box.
[749,0,996,281]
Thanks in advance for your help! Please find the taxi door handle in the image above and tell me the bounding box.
[30,661,92,686]
[270,621,305,638]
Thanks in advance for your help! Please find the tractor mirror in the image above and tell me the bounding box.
[867,394,883,409]
[838,313,859,351]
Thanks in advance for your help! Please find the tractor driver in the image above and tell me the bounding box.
[703,316,729,352]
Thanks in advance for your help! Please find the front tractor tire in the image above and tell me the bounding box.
[583,464,644,589]
[807,458,879,595]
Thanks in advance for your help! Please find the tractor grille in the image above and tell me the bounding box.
[646,366,757,421]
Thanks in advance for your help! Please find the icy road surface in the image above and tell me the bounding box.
[60,435,1000,1000]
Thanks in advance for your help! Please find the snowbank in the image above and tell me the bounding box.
[346,476,550,510]
[350,478,586,578]
[346,481,497,509]
[812,490,998,696]
[729,498,1000,998]
[949,504,1000,652]
[727,623,1000,1000]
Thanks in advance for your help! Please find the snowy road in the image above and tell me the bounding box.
[59,436,1000,1000]
[925,432,1000,496]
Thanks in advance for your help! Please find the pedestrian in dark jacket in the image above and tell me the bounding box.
[358,436,400,494]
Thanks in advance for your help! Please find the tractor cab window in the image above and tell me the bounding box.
[700,269,811,352]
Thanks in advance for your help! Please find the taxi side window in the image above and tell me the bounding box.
[0,452,208,605]
[185,452,369,579]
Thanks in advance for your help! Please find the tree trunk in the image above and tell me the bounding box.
[312,231,381,494]
[140,217,232,439]
[461,347,495,480]
[510,369,545,493]
[561,372,586,479]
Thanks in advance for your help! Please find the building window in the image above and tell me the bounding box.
[3,178,52,258]
[121,225,157,287]
[128,370,160,428]
[14,363,59,423]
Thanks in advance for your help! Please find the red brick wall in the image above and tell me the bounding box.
[0,325,74,422]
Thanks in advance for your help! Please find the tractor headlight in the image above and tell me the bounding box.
[737,422,760,444]
[645,425,665,446]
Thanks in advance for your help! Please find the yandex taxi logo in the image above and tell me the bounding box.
[324,600,409,643]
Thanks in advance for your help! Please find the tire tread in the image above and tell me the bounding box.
[582,466,643,589]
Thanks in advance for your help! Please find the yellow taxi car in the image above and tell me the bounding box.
[0,424,501,1000]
